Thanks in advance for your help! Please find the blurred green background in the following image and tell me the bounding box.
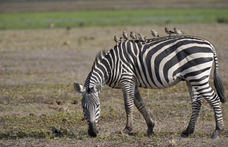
[0,0,228,30]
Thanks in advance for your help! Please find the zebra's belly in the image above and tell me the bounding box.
[138,76,183,89]
[108,74,183,89]
[165,77,183,88]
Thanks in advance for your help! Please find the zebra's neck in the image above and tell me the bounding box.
[84,70,109,90]
[84,51,113,89]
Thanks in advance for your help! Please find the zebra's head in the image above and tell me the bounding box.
[74,82,101,137]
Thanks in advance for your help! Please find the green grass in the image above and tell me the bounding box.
[0,7,228,30]
[0,111,84,139]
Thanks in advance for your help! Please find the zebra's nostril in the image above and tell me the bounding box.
[88,129,97,137]
[88,121,98,137]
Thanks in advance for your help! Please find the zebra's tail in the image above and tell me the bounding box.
[213,51,226,103]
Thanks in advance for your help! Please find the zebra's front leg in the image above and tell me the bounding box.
[134,88,155,136]
[121,81,135,134]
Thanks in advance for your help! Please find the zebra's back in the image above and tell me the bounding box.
[112,36,215,89]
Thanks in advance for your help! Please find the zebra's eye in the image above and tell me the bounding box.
[82,106,86,109]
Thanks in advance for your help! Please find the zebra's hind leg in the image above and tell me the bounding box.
[192,83,224,139]
[134,88,155,136]
[181,81,202,138]
[121,81,136,134]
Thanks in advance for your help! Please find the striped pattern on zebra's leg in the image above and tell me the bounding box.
[193,84,224,139]
[181,98,202,138]
[134,89,155,136]
[181,82,202,138]
[211,103,224,139]
[121,81,135,135]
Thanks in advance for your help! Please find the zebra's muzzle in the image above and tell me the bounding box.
[88,121,98,137]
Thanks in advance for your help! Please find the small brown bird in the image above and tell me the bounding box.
[174,28,184,35]
[114,35,122,43]
[151,29,159,37]
[49,22,55,28]
[130,31,137,39]
[63,40,71,45]
[66,26,71,31]
[138,33,146,42]
[165,27,175,36]
[123,31,128,40]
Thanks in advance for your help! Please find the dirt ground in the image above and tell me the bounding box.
[0,23,228,146]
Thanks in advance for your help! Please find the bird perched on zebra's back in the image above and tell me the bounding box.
[130,31,137,40]
[114,36,122,43]
[165,27,175,36]
[138,33,146,42]
[151,29,159,37]
[123,31,128,40]
[174,28,184,35]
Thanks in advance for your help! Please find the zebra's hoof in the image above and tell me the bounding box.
[181,133,189,138]
[147,129,154,136]
[181,127,194,138]
[211,135,219,139]
[211,130,220,139]
[181,131,189,138]
[123,127,133,135]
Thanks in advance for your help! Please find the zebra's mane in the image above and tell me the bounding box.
[84,50,107,89]
[91,50,107,71]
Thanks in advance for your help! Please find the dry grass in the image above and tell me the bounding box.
[0,23,228,146]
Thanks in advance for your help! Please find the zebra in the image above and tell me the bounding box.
[74,35,225,139]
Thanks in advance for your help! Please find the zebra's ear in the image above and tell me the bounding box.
[74,82,85,93]
[93,82,102,93]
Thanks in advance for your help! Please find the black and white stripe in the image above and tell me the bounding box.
[76,35,225,138]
